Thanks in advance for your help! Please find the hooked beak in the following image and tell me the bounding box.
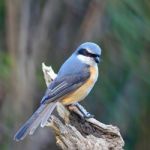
[94,56,100,63]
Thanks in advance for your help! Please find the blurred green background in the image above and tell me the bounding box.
[0,0,150,149]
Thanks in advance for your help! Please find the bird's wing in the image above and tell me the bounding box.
[41,70,90,104]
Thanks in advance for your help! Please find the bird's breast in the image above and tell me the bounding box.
[61,65,98,105]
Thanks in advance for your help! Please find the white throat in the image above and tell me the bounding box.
[77,54,96,66]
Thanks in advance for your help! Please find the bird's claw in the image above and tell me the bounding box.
[67,103,94,119]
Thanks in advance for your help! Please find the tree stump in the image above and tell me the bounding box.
[42,63,124,150]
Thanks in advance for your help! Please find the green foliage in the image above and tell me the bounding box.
[0,51,11,79]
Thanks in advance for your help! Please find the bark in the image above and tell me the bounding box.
[42,63,125,150]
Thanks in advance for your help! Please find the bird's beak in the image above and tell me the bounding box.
[94,56,100,63]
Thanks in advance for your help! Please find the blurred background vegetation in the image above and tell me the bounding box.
[0,0,150,149]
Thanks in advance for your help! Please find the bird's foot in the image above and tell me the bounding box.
[75,103,94,119]
[67,103,94,119]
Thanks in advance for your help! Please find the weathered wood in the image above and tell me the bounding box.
[42,63,124,150]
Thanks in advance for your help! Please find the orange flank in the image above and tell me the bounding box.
[61,66,98,105]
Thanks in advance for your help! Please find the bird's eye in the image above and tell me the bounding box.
[78,48,89,56]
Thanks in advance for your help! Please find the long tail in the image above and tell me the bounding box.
[14,102,57,141]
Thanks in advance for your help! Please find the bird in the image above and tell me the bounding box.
[14,42,102,141]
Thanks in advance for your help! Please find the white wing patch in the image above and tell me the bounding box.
[50,81,68,94]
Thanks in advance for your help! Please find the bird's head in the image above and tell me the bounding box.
[75,42,101,66]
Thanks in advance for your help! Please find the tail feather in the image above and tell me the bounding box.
[41,102,58,127]
[28,106,47,135]
[14,120,32,141]
[14,103,57,141]
[29,102,57,135]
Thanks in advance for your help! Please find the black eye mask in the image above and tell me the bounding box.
[78,48,100,58]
